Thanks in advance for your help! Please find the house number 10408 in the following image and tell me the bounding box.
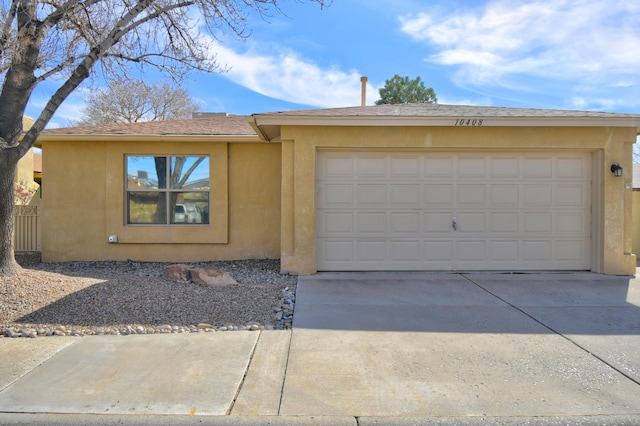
[454,119,483,126]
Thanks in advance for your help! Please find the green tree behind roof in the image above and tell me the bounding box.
[375,75,437,105]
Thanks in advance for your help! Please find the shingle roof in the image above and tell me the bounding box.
[254,103,640,119]
[42,115,256,136]
[250,103,640,141]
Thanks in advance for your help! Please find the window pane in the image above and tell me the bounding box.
[128,192,167,224]
[171,192,209,224]
[170,156,209,190]
[126,156,166,189]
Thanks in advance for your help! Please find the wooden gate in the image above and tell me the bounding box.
[13,205,41,252]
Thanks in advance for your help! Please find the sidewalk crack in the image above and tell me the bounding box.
[277,328,294,415]
[226,330,261,415]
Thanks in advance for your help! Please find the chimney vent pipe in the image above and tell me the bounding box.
[360,76,368,106]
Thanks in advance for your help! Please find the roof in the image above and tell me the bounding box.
[42,115,257,137]
[37,104,640,144]
[251,103,640,141]
[255,103,640,119]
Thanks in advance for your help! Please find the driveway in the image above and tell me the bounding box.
[0,271,639,424]
[281,271,640,418]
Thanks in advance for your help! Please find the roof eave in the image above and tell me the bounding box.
[252,115,640,141]
[253,115,640,128]
[37,134,261,143]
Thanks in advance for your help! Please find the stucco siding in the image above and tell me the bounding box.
[633,191,640,258]
[41,140,281,262]
[278,125,636,275]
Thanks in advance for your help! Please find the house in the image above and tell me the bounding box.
[15,116,40,205]
[37,104,640,275]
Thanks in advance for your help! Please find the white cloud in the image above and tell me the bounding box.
[400,0,640,110]
[208,41,379,108]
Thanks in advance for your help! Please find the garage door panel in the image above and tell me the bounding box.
[322,184,354,206]
[356,212,386,233]
[320,154,354,179]
[390,212,420,233]
[490,184,519,205]
[524,213,552,233]
[556,183,588,206]
[424,241,454,269]
[320,212,353,234]
[457,184,486,205]
[321,241,354,262]
[490,157,519,178]
[391,156,421,177]
[523,184,553,206]
[390,240,421,261]
[458,156,487,177]
[557,157,588,178]
[524,157,553,177]
[357,240,386,262]
[456,240,486,261]
[425,156,454,177]
[488,241,519,261]
[423,212,452,232]
[425,184,454,204]
[357,184,387,206]
[490,213,519,233]
[556,212,589,235]
[522,241,553,261]
[390,184,420,206]
[556,240,588,261]
[456,212,486,233]
[357,155,387,177]
[317,151,591,271]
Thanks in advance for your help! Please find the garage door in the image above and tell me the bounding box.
[316,151,592,271]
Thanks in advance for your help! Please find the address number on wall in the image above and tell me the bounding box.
[454,119,484,126]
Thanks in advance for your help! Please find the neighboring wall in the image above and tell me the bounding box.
[41,139,281,262]
[633,191,640,258]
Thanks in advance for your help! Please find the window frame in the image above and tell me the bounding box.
[124,155,211,226]
[106,143,228,244]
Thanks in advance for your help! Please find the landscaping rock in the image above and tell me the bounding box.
[163,264,192,282]
[190,268,237,287]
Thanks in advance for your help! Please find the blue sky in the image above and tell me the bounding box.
[29,0,640,128]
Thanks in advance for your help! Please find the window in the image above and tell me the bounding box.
[126,155,210,225]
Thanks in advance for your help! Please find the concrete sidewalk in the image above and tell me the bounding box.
[0,271,639,425]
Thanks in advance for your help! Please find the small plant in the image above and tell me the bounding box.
[14,181,37,205]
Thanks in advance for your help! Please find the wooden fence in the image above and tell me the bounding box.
[13,205,41,252]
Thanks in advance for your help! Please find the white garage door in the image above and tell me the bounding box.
[316,151,592,271]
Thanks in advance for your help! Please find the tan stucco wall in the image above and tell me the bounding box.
[278,125,637,275]
[15,149,34,184]
[41,140,281,262]
[15,117,39,205]
[633,191,640,258]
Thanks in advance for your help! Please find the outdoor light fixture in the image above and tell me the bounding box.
[611,164,623,177]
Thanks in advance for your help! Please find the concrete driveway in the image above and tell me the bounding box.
[282,271,640,418]
[0,271,639,424]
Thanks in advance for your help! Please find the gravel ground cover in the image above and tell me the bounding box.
[0,255,297,337]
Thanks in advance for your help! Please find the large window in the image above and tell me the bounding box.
[126,155,210,225]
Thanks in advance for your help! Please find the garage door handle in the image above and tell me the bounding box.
[452,217,457,231]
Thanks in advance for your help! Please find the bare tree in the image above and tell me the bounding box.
[0,0,329,276]
[73,79,201,126]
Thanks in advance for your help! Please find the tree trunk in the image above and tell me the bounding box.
[0,155,22,276]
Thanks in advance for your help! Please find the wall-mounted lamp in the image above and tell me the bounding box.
[611,164,623,177]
